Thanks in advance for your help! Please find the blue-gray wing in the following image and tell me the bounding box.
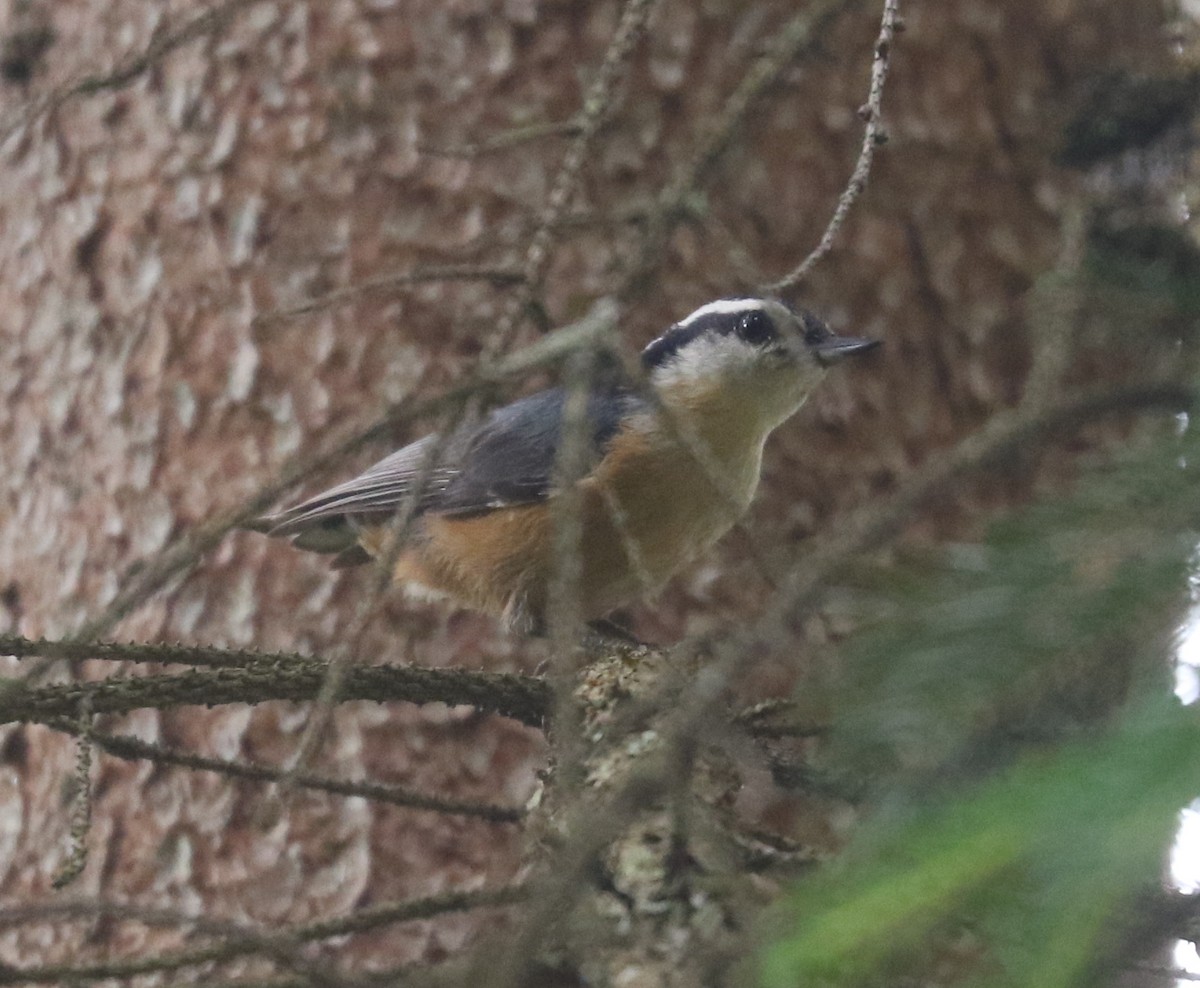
[259,434,454,541]
[435,386,637,517]
[257,386,640,546]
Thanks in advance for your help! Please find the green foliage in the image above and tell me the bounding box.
[832,427,1198,776]
[761,695,1200,986]
[1059,70,1200,168]
[757,419,1200,986]
[1085,220,1200,321]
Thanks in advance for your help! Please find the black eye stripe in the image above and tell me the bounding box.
[642,310,759,368]
[643,301,813,368]
[641,322,706,368]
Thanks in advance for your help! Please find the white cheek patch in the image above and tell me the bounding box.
[648,330,830,435]
[649,334,762,390]
[674,297,767,328]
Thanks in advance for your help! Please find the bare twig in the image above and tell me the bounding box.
[619,0,864,299]
[547,347,607,642]
[419,118,584,159]
[0,0,267,147]
[542,343,610,796]
[0,884,528,985]
[485,0,660,359]
[251,265,525,328]
[764,0,901,290]
[0,898,332,988]
[45,721,524,823]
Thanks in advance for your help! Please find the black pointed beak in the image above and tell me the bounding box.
[813,336,882,366]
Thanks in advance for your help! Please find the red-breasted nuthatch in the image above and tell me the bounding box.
[252,297,879,633]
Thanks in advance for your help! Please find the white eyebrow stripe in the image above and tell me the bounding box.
[674,297,765,328]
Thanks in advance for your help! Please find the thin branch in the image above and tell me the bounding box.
[619,0,864,299]
[542,346,610,800]
[485,0,659,359]
[0,898,335,988]
[293,884,527,945]
[419,118,584,159]
[764,0,902,290]
[740,720,830,740]
[45,721,523,823]
[0,656,551,729]
[251,265,525,328]
[0,0,267,147]
[547,348,606,643]
[0,884,528,985]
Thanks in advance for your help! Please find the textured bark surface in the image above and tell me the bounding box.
[0,0,1176,978]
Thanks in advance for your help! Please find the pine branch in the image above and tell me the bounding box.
[0,656,551,729]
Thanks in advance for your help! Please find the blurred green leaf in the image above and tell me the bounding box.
[760,694,1200,987]
[757,415,1200,987]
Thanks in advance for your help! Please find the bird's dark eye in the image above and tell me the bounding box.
[737,310,775,346]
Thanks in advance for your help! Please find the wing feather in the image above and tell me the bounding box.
[255,386,641,541]
[262,435,455,537]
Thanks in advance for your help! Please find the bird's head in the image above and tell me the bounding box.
[641,297,880,430]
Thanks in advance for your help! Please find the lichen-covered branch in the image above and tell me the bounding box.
[0,656,551,729]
